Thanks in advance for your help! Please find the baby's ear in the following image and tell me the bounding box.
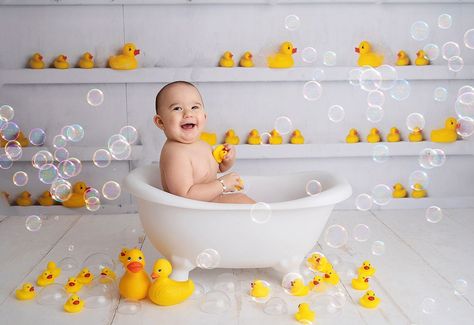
[153,115,165,130]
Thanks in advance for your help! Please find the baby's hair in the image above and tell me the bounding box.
[155,80,198,115]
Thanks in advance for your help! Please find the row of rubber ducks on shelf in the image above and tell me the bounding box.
[200,128,305,145]
[393,183,427,198]
[356,41,431,67]
[346,117,461,144]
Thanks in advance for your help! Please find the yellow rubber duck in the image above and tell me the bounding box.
[392,183,407,198]
[219,51,235,68]
[358,261,376,277]
[306,253,332,273]
[108,43,140,70]
[119,247,129,265]
[53,54,69,69]
[36,270,55,287]
[64,294,85,313]
[78,52,94,69]
[29,53,45,69]
[411,183,427,198]
[308,275,325,292]
[409,127,424,142]
[247,129,261,145]
[295,303,315,324]
[250,280,270,298]
[200,132,217,146]
[323,269,340,285]
[64,277,83,294]
[100,267,117,281]
[346,128,360,143]
[415,50,430,66]
[148,258,194,306]
[212,144,228,164]
[76,267,94,285]
[16,191,33,206]
[239,51,254,67]
[289,278,309,296]
[224,129,240,145]
[37,191,56,206]
[62,181,88,208]
[431,117,459,143]
[387,127,401,142]
[47,261,61,279]
[269,129,283,145]
[367,128,381,143]
[359,290,380,309]
[267,41,297,68]
[351,274,370,291]
[396,51,411,66]
[290,129,304,144]
[15,283,36,300]
[119,248,151,300]
[355,41,383,68]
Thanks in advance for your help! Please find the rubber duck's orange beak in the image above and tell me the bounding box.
[151,272,159,279]
[134,49,140,56]
[69,282,75,286]
[89,54,93,59]
[292,48,297,54]
[457,123,460,129]
[39,55,43,60]
[64,56,67,60]
[368,296,374,301]
[249,54,253,58]
[47,275,52,279]
[355,47,360,53]
[30,287,34,292]
[416,51,420,56]
[324,274,330,278]
[397,53,401,58]
[73,300,80,305]
[127,261,143,273]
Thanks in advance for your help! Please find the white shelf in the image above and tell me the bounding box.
[1,66,473,86]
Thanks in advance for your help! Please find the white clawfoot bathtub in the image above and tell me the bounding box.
[124,165,352,281]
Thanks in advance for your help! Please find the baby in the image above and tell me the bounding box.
[153,81,256,204]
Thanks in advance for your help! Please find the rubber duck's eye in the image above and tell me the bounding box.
[158,269,161,272]
[138,256,142,260]
[127,257,131,260]
[287,47,290,50]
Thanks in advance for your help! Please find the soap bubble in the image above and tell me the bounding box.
[418,148,435,169]
[52,134,67,149]
[58,257,79,271]
[455,91,474,119]
[348,68,363,86]
[313,68,325,81]
[281,273,304,294]
[0,154,13,169]
[263,297,288,315]
[377,65,398,91]
[213,273,240,296]
[366,105,384,123]
[63,157,82,178]
[274,116,292,135]
[0,116,6,131]
[118,299,141,315]
[330,291,347,309]
[425,206,443,223]
[356,194,373,211]
[372,144,390,163]
[68,244,75,253]
[13,171,28,186]
[66,124,85,142]
[353,224,370,242]
[372,184,391,206]
[464,29,474,49]
[409,170,429,189]
[119,125,138,144]
[457,117,474,137]
[196,249,220,269]
[458,85,474,96]
[390,79,411,101]
[84,187,100,201]
[284,14,301,31]
[367,90,385,107]
[28,128,46,146]
[438,14,452,29]
[0,105,14,121]
[199,290,231,314]
[32,150,54,169]
[39,164,58,184]
[26,215,42,232]
[5,140,22,160]
[54,147,69,162]
[421,297,437,314]
[250,202,272,224]
[83,281,114,309]
[434,87,448,102]
[371,241,386,255]
[82,252,115,276]
[323,51,337,66]
[430,149,446,167]
[102,181,121,200]
[36,284,67,305]
[93,149,112,168]
[86,197,101,212]
[260,132,270,145]
[448,56,464,72]
[328,105,345,123]
[360,68,381,92]
[57,160,74,179]
[410,21,430,41]
[50,178,72,202]
[303,81,323,101]
[324,224,348,248]
[1,122,19,141]
[423,44,440,60]
[302,47,318,63]
[306,179,322,196]
[406,112,425,131]
[442,41,460,60]
[454,279,468,296]
[109,139,131,160]
[87,89,104,107]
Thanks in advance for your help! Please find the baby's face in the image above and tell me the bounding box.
[154,84,206,144]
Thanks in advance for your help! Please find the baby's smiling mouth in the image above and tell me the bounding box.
[181,122,196,130]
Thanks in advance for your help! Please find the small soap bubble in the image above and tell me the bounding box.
[348,68,363,86]
[84,187,100,201]
[250,202,272,224]
[0,154,13,170]
[418,148,435,169]
[26,215,42,232]
[1,122,20,141]
[371,240,386,255]
[102,181,121,200]
[454,279,468,296]
[411,21,430,41]
[199,290,231,314]
[303,81,323,101]
[302,47,318,63]
[32,150,53,169]
[457,117,474,137]
[263,297,288,315]
[367,90,385,107]
[434,87,448,102]
[119,125,138,145]
[324,224,348,248]
[360,68,382,92]
[430,149,446,167]
[50,178,72,202]
[390,79,411,101]
[372,144,390,163]
[52,134,67,149]
[421,297,436,314]
[306,179,322,196]
[377,64,398,91]
[448,56,464,72]
[313,68,325,81]
[93,149,112,168]
[409,170,429,189]
[66,124,85,143]
[118,299,141,315]
[464,29,474,49]
[438,14,452,29]
[87,88,104,107]
[66,157,82,177]
[356,194,373,211]
[284,14,301,31]
[38,164,58,184]
[323,51,337,66]
[442,41,460,60]
[353,224,370,242]
[28,128,46,146]
[5,140,22,160]
[328,105,345,123]
[274,116,293,135]
[36,284,67,305]
[58,257,79,271]
[425,206,443,223]
[196,249,220,269]
[372,184,392,206]
[109,139,131,160]
[455,92,474,119]
[366,105,384,123]
[423,44,440,60]
[54,147,69,162]
[13,171,28,186]
[407,113,426,131]
[68,244,75,253]
[57,160,76,179]
[281,273,304,295]
[0,105,14,121]
[86,196,101,212]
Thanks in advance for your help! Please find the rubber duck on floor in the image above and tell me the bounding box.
[355,41,383,67]
[352,274,370,291]
[100,267,117,282]
[53,55,69,69]
[295,303,315,324]
[37,191,56,206]
[15,283,36,300]
[367,128,381,143]
[290,129,304,144]
[306,253,332,273]
[29,53,45,69]
[346,128,360,143]
[247,129,261,145]
[267,41,297,68]
[431,117,459,143]
[358,261,376,277]
[239,51,254,67]
[109,43,140,70]
[415,50,430,66]
[269,129,283,145]
[409,127,424,142]
[250,280,270,298]
[47,261,61,279]
[64,294,85,313]
[359,290,380,309]
[396,50,411,66]
[16,191,33,206]
[76,267,94,285]
[200,132,217,146]
[37,270,55,287]
[387,127,401,142]
[324,269,340,285]
[78,52,94,69]
[392,183,407,198]
[289,278,309,296]
[219,51,235,68]
[119,248,151,300]
[411,183,427,198]
[62,181,88,208]
[308,275,325,292]
[148,258,194,306]
[224,129,240,145]
[64,277,83,294]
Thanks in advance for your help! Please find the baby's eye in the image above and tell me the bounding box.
[192,106,200,110]
[173,107,182,111]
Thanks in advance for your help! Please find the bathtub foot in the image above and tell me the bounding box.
[272,255,304,276]
[170,256,195,281]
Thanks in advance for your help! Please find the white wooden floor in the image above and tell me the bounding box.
[0,209,473,325]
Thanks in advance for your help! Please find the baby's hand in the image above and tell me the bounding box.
[222,143,236,163]
[219,172,243,192]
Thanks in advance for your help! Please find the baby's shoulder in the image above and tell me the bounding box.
[160,141,190,161]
